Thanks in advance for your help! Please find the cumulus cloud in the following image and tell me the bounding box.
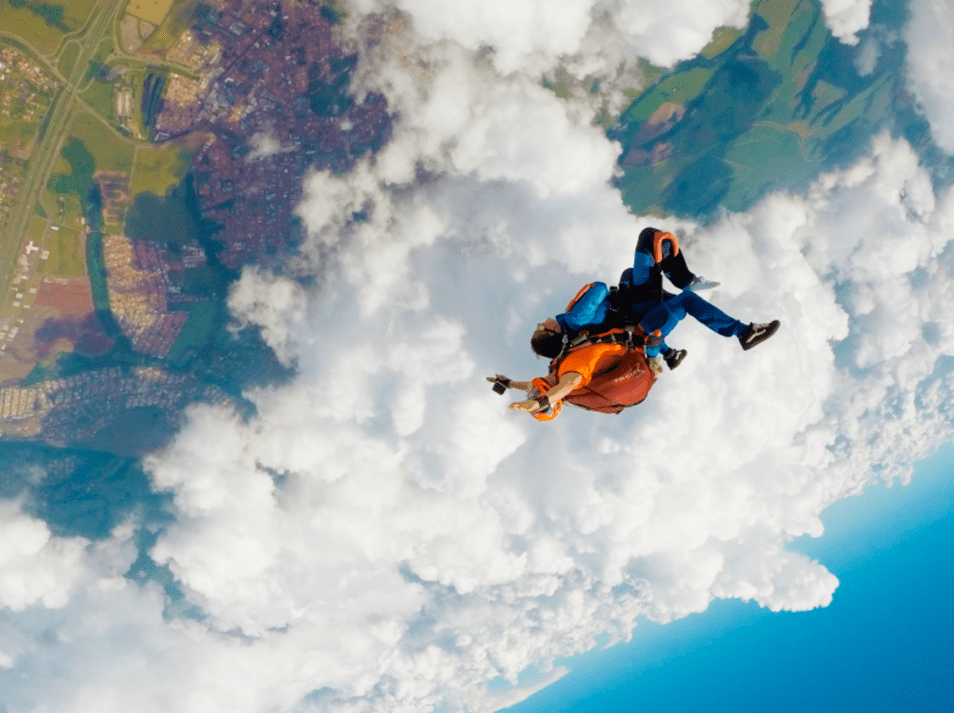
[818,0,872,44]
[2,2,954,713]
[228,267,308,364]
[0,502,88,611]
[6,136,950,710]
[598,0,750,67]
[905,0,954,155]
[351,0,751,74]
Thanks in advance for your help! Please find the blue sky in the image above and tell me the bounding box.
[504,443,954,713]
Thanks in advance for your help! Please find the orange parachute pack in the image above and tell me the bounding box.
[530,328,656,421]
[651,231,679,263]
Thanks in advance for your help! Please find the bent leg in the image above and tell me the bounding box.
[640,292,745,354]
[639,302,683,356]
[676,292,745,337]
[661,251,694,289]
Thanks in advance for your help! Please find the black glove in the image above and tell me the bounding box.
[487,375,511,394]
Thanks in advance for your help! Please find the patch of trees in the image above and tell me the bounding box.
[307,54,357,117]
[141,71,168,132]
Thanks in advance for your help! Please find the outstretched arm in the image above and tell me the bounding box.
[486,375,532,391]
[509,372,583,413]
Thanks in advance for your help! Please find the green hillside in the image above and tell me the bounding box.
[610,0,904,218]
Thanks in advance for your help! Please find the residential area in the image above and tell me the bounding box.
[0,0,390,449]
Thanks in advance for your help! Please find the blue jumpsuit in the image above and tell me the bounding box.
[557,245,746,358]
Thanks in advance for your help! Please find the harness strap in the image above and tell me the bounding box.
[568,328,643,350]
[530,377,562,421]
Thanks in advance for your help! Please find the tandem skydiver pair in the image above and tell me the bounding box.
[490,228,780,421]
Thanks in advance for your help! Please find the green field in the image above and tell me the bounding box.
[56,40,79,75]
[0,1,66,52]
[0,116,38,151]
[83,35,113,78]
[45,114,136,231]
[721,124,818,206]
[0,0,97,52]
[806,80,847,121]
[53,0,96,32]
[85,230,110,312]
[125,180,201,245]
[752,0,802,58]
[34,183,57,217]
[126,66,147,137]
[27,213,47,243]
[167,299,218,362]
[701,26,746,59]
[813,74,892,143]
[47,135,95,196]
[39,183,85,227]
[611,0,905,218]
[616,67,717,127]
[81,76,114,121]
[36,225,85,277]
[753,1,829,124]
[130,136,202,197]
[68,111,135,172]
[139,0,199,55]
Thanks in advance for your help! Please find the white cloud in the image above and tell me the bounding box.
[6,129,949,711]
[228,268,308,364]
[905,0,954,155]
[352,0,751,74]
[0,502,89,611]
[390,0,593,74]
[247,132,283,160]
[604,0,750,67]
[3,3,954,713]
[818,0,872,44]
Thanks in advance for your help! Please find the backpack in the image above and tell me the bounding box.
[530,328,656,420]
[559,282,628,336]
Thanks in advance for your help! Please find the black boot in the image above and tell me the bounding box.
[739,321,780,351]
[663,348,687,370]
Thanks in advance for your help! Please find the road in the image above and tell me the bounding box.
[0,0,125,299]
